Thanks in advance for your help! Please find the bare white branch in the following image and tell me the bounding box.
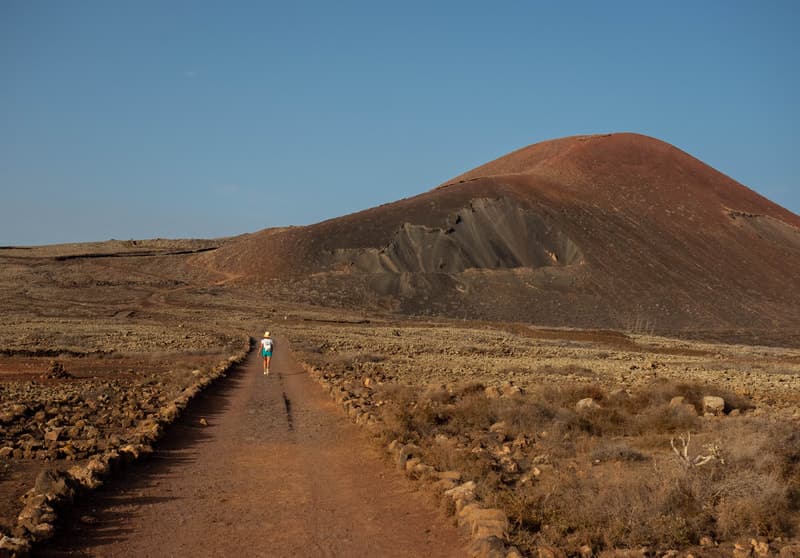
[670,433,724,468]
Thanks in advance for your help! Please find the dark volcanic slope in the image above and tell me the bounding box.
[196,133,800,337]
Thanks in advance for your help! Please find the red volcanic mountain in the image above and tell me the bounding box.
[195,133,800,340]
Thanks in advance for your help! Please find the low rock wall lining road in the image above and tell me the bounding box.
[301,362,523,558]
[0,337,251,558]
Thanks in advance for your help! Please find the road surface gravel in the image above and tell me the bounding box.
[37,337,466,557]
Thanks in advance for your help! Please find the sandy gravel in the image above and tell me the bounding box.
[37,339,466,557]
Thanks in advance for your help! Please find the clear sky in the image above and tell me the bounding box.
[2,1,798,245]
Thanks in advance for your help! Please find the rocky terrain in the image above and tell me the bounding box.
[287,320,800,556]
[2,132,799,556]
[0,240,257,555]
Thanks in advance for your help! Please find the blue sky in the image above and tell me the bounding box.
[1,1,797,245]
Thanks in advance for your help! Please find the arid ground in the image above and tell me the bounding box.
[2,134,800,557]
[1,239,799,557]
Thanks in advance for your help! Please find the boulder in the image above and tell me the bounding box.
[434,478,458,492]
[445,481,477,502]
[0,534,30,557]
[575,398,600,412]
[733,542,753,558]
[467,509,509,539]
[702,396,726,416]
[466,535,507,558]
[411,462,435,478]
[489,421,510,439]
[43,428,63,444]
[751,539,770,558]
[437,470,462,482]
[699,535,715,547]
[457,503,482,528]
[537,545,567,558]
[29,522,54,542]
[396,444,421,471]
[160,403,180,422]
[33,470,72,503]
[68,462,104,490]
[16,503,43,534]
[597,550,647,558]
[669,396,686,407]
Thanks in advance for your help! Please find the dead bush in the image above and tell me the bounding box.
[590,442,648,463]
[491,463,698,551]
[497,399,559,438]
[539,383,607,408]
[423,439,496,483]
[452,381,486,397]
[714,471,794,538]
[635,403,700,434]
[420,384,453,404]
[626,379,754,415]
[362,374,797,553]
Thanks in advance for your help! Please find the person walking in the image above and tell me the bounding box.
[260,331,274,375]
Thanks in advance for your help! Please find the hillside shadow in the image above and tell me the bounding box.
[34,351,253,557]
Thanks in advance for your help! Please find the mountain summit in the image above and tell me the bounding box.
[196,133,800,338]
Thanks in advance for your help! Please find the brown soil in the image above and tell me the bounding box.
[35,340,466,557]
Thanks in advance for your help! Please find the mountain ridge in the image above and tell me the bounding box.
[193,132,800,338]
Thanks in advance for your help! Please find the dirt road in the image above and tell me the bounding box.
[38,338,466,557]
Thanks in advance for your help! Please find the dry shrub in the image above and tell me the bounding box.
[635,403,700,434]
[443,391,503,432]
[625,379,754,415]
[590,442,647,463]
[373,382,420,442]
[420,384,453,404]
[498,399,559,438]
[423,437,496,482]
[490,462,698,550]
[714,471,793,538]
[539,383,607,408]
[452,381,486,396]
[374,382,416,405]
[370,377,798,552]
[763,425,800,480]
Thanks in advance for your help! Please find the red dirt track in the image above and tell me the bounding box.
[37,340,465,557]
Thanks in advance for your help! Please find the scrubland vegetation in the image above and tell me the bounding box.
[289,321,800,555]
